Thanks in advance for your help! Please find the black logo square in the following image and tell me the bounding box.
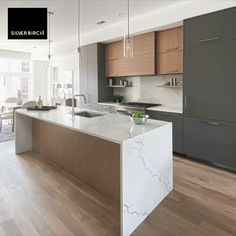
[8,8,47,40]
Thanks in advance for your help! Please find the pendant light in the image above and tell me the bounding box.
[124,0,133,58]
[77,0,82,64]
[47,11,53,64]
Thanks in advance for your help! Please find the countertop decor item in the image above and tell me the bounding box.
[130,112,149,125]
[17,90,23,105]
[117,95,124,103]
[112,95,118,103]
[26,106,57,111]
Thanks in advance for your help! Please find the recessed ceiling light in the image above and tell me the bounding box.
[96,20,107,25]
[118,12,126,17]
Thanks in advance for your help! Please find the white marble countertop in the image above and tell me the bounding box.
[98,102,120,106]
[99,102,183,114]
[147,105,183,114]
[16,106,170,144]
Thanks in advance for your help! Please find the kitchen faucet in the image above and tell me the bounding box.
[72,94,87,116]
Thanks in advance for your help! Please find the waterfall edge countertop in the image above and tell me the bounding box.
[16,106,170,144]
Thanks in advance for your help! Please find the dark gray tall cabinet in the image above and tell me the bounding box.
[79,43,113,107]
[184,7,236,171]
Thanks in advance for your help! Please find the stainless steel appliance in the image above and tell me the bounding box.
[116,102,161,115]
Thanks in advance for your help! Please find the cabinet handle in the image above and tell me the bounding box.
[109,57,117,60]
[167,47,179,52]
[167,70,178,73]
[201,121,221,126]
[199,36,221,43]
[184,96,187,109]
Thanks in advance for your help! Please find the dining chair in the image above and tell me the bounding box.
[22,101,37,109]
[3,97,17,112]
[4,97,17,103]
[0,111,13,132]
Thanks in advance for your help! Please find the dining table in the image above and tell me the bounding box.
[2,103,22,131]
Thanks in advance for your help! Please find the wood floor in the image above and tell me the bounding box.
[0,141,236,236]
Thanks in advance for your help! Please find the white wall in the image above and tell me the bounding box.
[32,60,48,102]
[114,75,183,107]
[0,49,31,59]
[53,53,79,94]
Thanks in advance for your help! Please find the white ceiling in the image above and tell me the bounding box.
[1,0,236,56]
[0,0,187,52]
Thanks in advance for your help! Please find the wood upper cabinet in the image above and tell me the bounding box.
[157,27,183,53]
[156,26,183,74]
[126,32,155,76]
[105,41,123,61]
[157,50,183,75]
[105,28,183,76]
[105,32,155,77]
[105,41,123,77]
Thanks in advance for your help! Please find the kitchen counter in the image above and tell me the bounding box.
[16,106,169,144]
[15,106,173,236]
[98,102,183,114]
[147,105,183,114]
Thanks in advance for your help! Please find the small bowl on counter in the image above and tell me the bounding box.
[130,113,149,125]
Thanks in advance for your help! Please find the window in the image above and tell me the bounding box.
[0,58,32,105]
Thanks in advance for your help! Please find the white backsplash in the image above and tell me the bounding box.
[114,75,183,107]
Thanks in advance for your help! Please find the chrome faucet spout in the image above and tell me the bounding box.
[72,94,87,116]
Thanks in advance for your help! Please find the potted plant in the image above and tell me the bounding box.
[117,95,124,103]
[112,95,118,103]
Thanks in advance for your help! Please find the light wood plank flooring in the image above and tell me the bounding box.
[0,141,236,236]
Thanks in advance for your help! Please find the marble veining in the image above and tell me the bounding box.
[121,125,173,235]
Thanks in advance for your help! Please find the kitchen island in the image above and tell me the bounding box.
[15,106,173,236]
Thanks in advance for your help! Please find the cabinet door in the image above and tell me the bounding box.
[106,60,116,77]
[184,40,236,122]
[105,41,123,77]
[105,32,155,77]
[147,111,183,133]
[125,32,155,76]
[79,45,88,100]
[157,27,183,53]
[184,117,236,170]
[184,7,236,46]
[147,110,184,153]
[105,41,123,60]
[157,50,183,74]
[87,44,98,103]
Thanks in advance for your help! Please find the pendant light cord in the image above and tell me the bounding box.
[48,12,53,60]
[78,0,81,53]
[127,0,130,37]
[48,12,51,58]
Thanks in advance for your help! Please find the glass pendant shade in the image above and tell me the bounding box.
[124,0,133,58]
[78,46,83,65]
[124,34,133,58]
[77,0,82,64]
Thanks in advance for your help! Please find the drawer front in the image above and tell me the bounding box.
[147,110,184,154]
[147,110,183,133]
[184,7,236,46]
[184,116,236,170]
[173,132,184,154]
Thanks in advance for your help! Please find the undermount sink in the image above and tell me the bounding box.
[74,111,105,118]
